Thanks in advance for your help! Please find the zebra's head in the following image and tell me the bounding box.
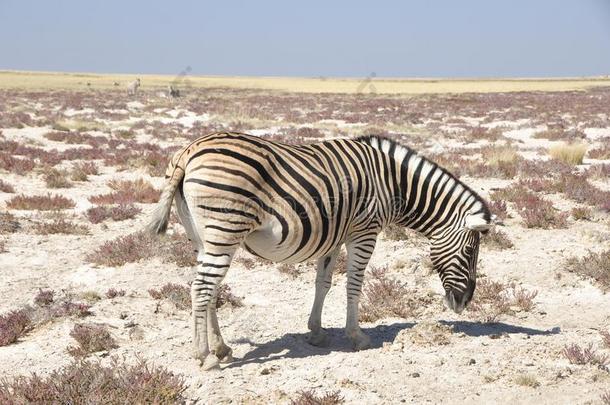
[430,213,493,314]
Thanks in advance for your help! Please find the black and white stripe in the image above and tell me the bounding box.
[147,132,492,369]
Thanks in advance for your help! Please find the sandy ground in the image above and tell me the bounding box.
[1,88,609,404]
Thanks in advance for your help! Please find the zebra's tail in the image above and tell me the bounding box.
[145,149,187,235]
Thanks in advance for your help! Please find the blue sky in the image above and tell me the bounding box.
[1,0,609,77]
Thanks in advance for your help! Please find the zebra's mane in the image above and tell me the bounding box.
[354,135,491,223]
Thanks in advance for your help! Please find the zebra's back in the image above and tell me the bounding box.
[179,132,380,263]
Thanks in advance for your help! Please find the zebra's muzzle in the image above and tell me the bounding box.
[444,289,470,314]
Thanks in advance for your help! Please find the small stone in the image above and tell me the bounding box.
[468,358,476,365]
[411,372,420,378]
[260,368,271,375]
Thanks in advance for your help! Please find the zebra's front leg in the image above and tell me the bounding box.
[307,247,340,347]
[345,234,377,351]
[191,250,234,370]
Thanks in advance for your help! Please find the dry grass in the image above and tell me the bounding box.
[6,193,75,210]
[278,263,301,278]
[549,142,587,165]
[514,374,540,388]
[0,358,187,404]
[67,323,118,357]
[571,207,592,221]
[70,162,98,181]
[2,71,608,93]
[564,250,610,291]
[290,390,344,405]
[600,330,610,349]
[469,279,537,322]
[382,224,410,241]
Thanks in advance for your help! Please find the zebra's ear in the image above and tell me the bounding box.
[464,214,493,232]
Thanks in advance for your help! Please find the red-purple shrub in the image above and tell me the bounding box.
[148,283,190,309]
[34,289,55,307]
[469,280,537,322]
[360,267,413,322]
[601,330,610,349]
[482,228,513,250]
[488,200,508,221]
[85,204,141,224]
[105,288,126,299]
[0,309,31,346]
[33,217,89,235]
[588,144,610,159]
[87,231,156,267]
[67,323,118,357]
[0,358,187,403]
[0,153,36,173]
[565,249,610,290]
[563,343,609,366]
[0,180,14,193]
[6,194,76,210]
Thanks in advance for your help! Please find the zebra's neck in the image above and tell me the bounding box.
[355,135,490,238]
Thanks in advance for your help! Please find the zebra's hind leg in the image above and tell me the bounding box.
[307,247,340,347]
[191,245,238,371]
[207,295,233,363]
[344,234,377,351]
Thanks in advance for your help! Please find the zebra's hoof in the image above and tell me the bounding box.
[349,332,371,351]
[215,346,234,363]
[202,353,221,371]
[307,329,329,347]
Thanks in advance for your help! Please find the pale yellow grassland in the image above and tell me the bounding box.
[1,70,610,94]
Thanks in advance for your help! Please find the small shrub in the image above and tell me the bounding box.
[89,178,160,204]
[0,309,31,346]
[278,263,300,278]
[6,194,75,210]
[491,184,567,229]
[67,323,118,357]
[600,330,610,349]
[291,390,345,405]
[0,239,5,253]
[70,162,98,181]
[482,228,513,250]
[0,180,14,193]
[0,212,20,234]
[602,391,610,405]
[34,289,54,307]
[514,374,540,388]
[469,279,537,322]
[160,232,197,267]
[0,358,187,403]
[564,250,610,290]
[85,204,141,224]
[571,207,592,221]
[549,142,587,165]
[34,217,89,235]
[383,224,409,241]
[588,144,610,159]
[488,200,508,221]
[360,267,413,322]
[105,288,126,299]
[44,169,72,189]
[148,283,191,310]
[563,343,609,366]
[80,291,102,303]
[0,153,36,173]
[217,284,243,308]
[87,231,156,267]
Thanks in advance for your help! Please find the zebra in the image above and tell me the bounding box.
[168,85,180,98]
[127,78,141,96]
[146,131,493,370]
